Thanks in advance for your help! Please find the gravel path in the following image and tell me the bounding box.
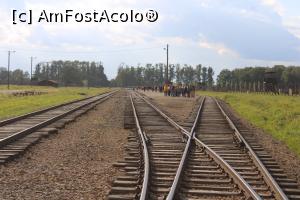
[0,91,129,200]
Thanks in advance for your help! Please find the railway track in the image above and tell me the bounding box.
[134,94,189,199]
[170,96,299,200]
[0,90,117,163]
[110,91,187,199]
[216,98,300,200]
[109,92,255,199]
[183,96,279,199]
[109,91,300,200]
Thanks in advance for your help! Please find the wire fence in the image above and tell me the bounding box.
[201,81,300,96]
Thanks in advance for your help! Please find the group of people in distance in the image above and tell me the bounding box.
[135,83,196,98]
[163,84,196,98]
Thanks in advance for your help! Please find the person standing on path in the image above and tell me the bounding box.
[163,84,168,96]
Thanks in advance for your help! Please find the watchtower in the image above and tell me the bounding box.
[264,69,278,93]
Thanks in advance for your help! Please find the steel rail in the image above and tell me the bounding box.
[166,96,205,200]
[0,91,116,148]
[129,93,150,200]
[190,97,206,137]
[0,90,113,127]
[166,135,192,199]
[136,92,262,200]
[214,97,288,200]
[194,137,262,200]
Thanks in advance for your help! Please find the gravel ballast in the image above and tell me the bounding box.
[0,91,129,200]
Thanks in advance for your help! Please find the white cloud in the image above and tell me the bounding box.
[198,35,238,57]
[22,0,160,48]
[260,0,300,40]
[153,36,192,46]
[282,16,300,39]
[237,9,271,23]
[193,0,221,8]
[60,43,95,52]
[198,0,210,8]
[0,8,32,46]
[260,0,285,16]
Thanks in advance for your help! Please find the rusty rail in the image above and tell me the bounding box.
[129,93,150,200]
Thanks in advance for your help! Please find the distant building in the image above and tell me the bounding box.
[37,80,58,87]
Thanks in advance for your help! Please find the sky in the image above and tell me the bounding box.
[0,0,300,79]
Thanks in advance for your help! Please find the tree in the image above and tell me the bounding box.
[175,64,182,83]
[201,67,208,87]
[34,60,109,87]
[282,66,300,87]
[112,63,219,87]
[182,65,194,84]
[0,68,30,85]
[207,67,214,88]
[195,64,202,83]
[169,64,175,83]
[11,69,25,85]
[0,67,8,84]
[217,69,232,87]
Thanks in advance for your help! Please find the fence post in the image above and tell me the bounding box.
[249,82,251,93]
[289,88,293,96]
[240,81,242,92]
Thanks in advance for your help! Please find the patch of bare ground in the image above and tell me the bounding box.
[0,91,129,200]
[140,91,199,123]
[219,99,300,187]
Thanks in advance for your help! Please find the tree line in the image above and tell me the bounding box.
[33,60,109,87]
[0,60,109,87]
[111,63,215,88]
[1,61,299,92]
[0,67,30,85]
[216,65,300,93]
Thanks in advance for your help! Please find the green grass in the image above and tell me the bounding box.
[0,85,111,120]
[197,91,300,156]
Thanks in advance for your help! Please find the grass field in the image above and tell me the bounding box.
[197,91,300,156]
[0,85,111,120]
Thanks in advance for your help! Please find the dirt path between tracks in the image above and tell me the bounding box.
[0,91,129,200]
[140,91,198,123]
